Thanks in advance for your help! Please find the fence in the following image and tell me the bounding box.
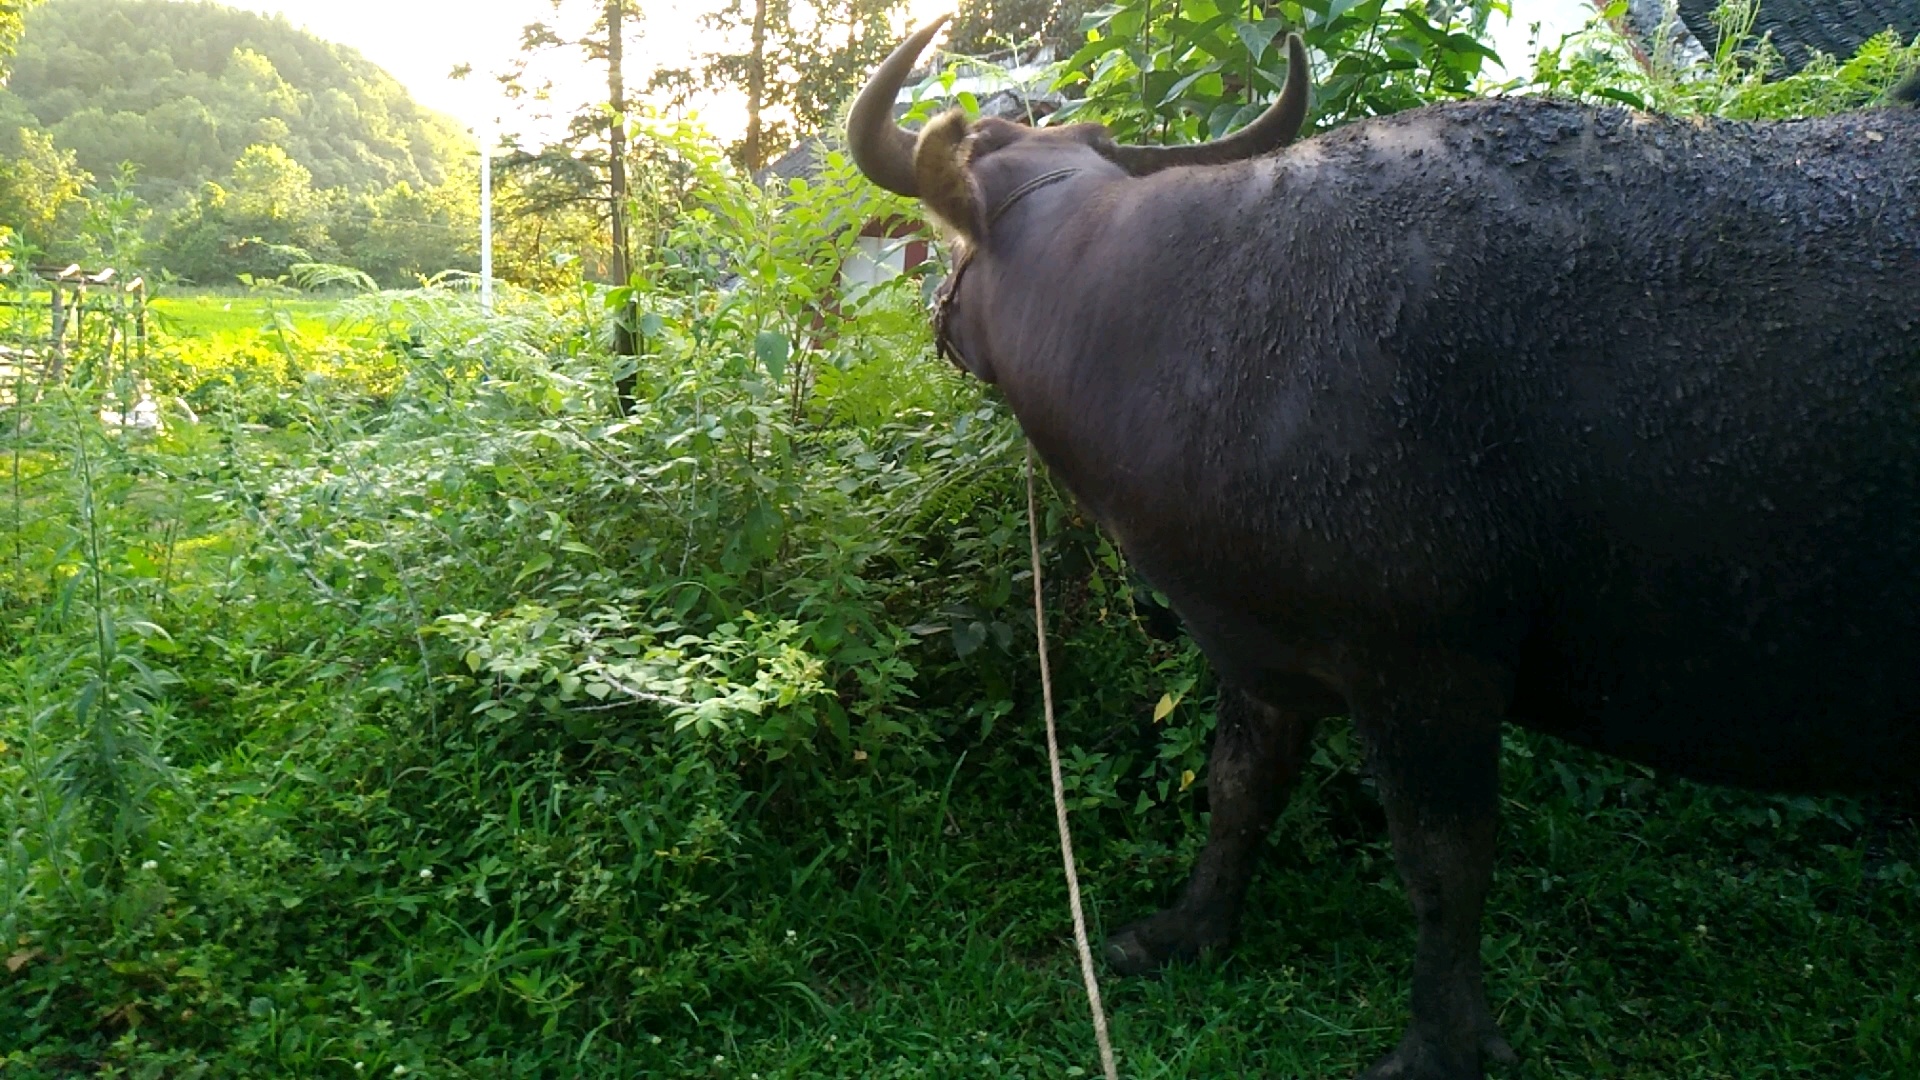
[0,263,151,419]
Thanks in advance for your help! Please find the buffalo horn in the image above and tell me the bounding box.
[1105,34,1311,175]
[847,16,952,197]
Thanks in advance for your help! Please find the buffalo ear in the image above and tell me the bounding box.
[913,109,983,243]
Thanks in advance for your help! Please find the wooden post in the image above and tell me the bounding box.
[73,282,87,359]
[47,282,66,382]
[133,278,147,362]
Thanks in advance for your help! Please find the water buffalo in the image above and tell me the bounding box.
[849,19,1920,1079]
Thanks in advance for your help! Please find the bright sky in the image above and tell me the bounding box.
[185,0,1600,146]
[1487,0,1599,80]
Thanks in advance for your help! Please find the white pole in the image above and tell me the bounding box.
[479,119,494,312]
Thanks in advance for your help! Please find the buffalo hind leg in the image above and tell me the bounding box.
[1354,653,1516,1080]
[1104,685,1317,975]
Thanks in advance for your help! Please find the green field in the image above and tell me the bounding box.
[0,291,342,355]
[146,294,341,346]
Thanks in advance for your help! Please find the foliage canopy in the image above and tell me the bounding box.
[0,0,37,74]
[0,124,86,251]
[0,0,469,204]
[0,0,481,286]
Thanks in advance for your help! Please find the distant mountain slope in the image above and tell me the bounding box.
[0,0,468,204]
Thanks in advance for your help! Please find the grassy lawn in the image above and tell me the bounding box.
[147,294,340,346]
[1,290,344,362]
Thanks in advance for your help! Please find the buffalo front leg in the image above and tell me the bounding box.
[1354,656,1516,1080]
[1104,685,1317,975]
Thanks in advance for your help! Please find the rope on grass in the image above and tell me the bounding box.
[1027,444,1121,1080]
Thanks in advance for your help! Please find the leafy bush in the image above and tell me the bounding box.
[0,112,1223,1074]
[1052,0,1505,143]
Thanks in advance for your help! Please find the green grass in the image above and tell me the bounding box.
[146,294,339,346]
[586,738,1918,1080]
[0,290,340,344]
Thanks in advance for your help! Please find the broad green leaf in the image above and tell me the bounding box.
[1078,3,1127,34]
[512,552,553,586]
[1160,63,1224,107]
[953,621,987,658]
[745,499,784,559]
[755,330,791,380]
[1233,19,1283,62]
[1594,87,1648,110]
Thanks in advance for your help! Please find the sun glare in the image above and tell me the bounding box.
[901,0,957,35]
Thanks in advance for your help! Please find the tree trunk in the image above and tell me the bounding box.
[606,0,639,410]
[744,0,768,171]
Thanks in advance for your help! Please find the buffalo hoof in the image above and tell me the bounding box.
[1101,909,1233,976]
[1356,1026,1517,1080]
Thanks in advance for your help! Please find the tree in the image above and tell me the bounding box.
[331,171,479,287]
[0,0,469,207]
[605,0,635,363]
[0,0,38,76]
[654,0,910,169]
[491,0,645,399]
[159,143,335,283]
[487,168,603,291]
[0,124,88,254]
[228,143,322,225]
[494,1,642,263]
[947,0,1097,56]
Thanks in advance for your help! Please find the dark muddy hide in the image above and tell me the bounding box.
[850,22,1920,1080]
[1895,69,1920,105]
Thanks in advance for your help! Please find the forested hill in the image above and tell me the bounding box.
[0,0,468,205]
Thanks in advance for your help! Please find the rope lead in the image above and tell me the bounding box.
[1028,444,1120,1080]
